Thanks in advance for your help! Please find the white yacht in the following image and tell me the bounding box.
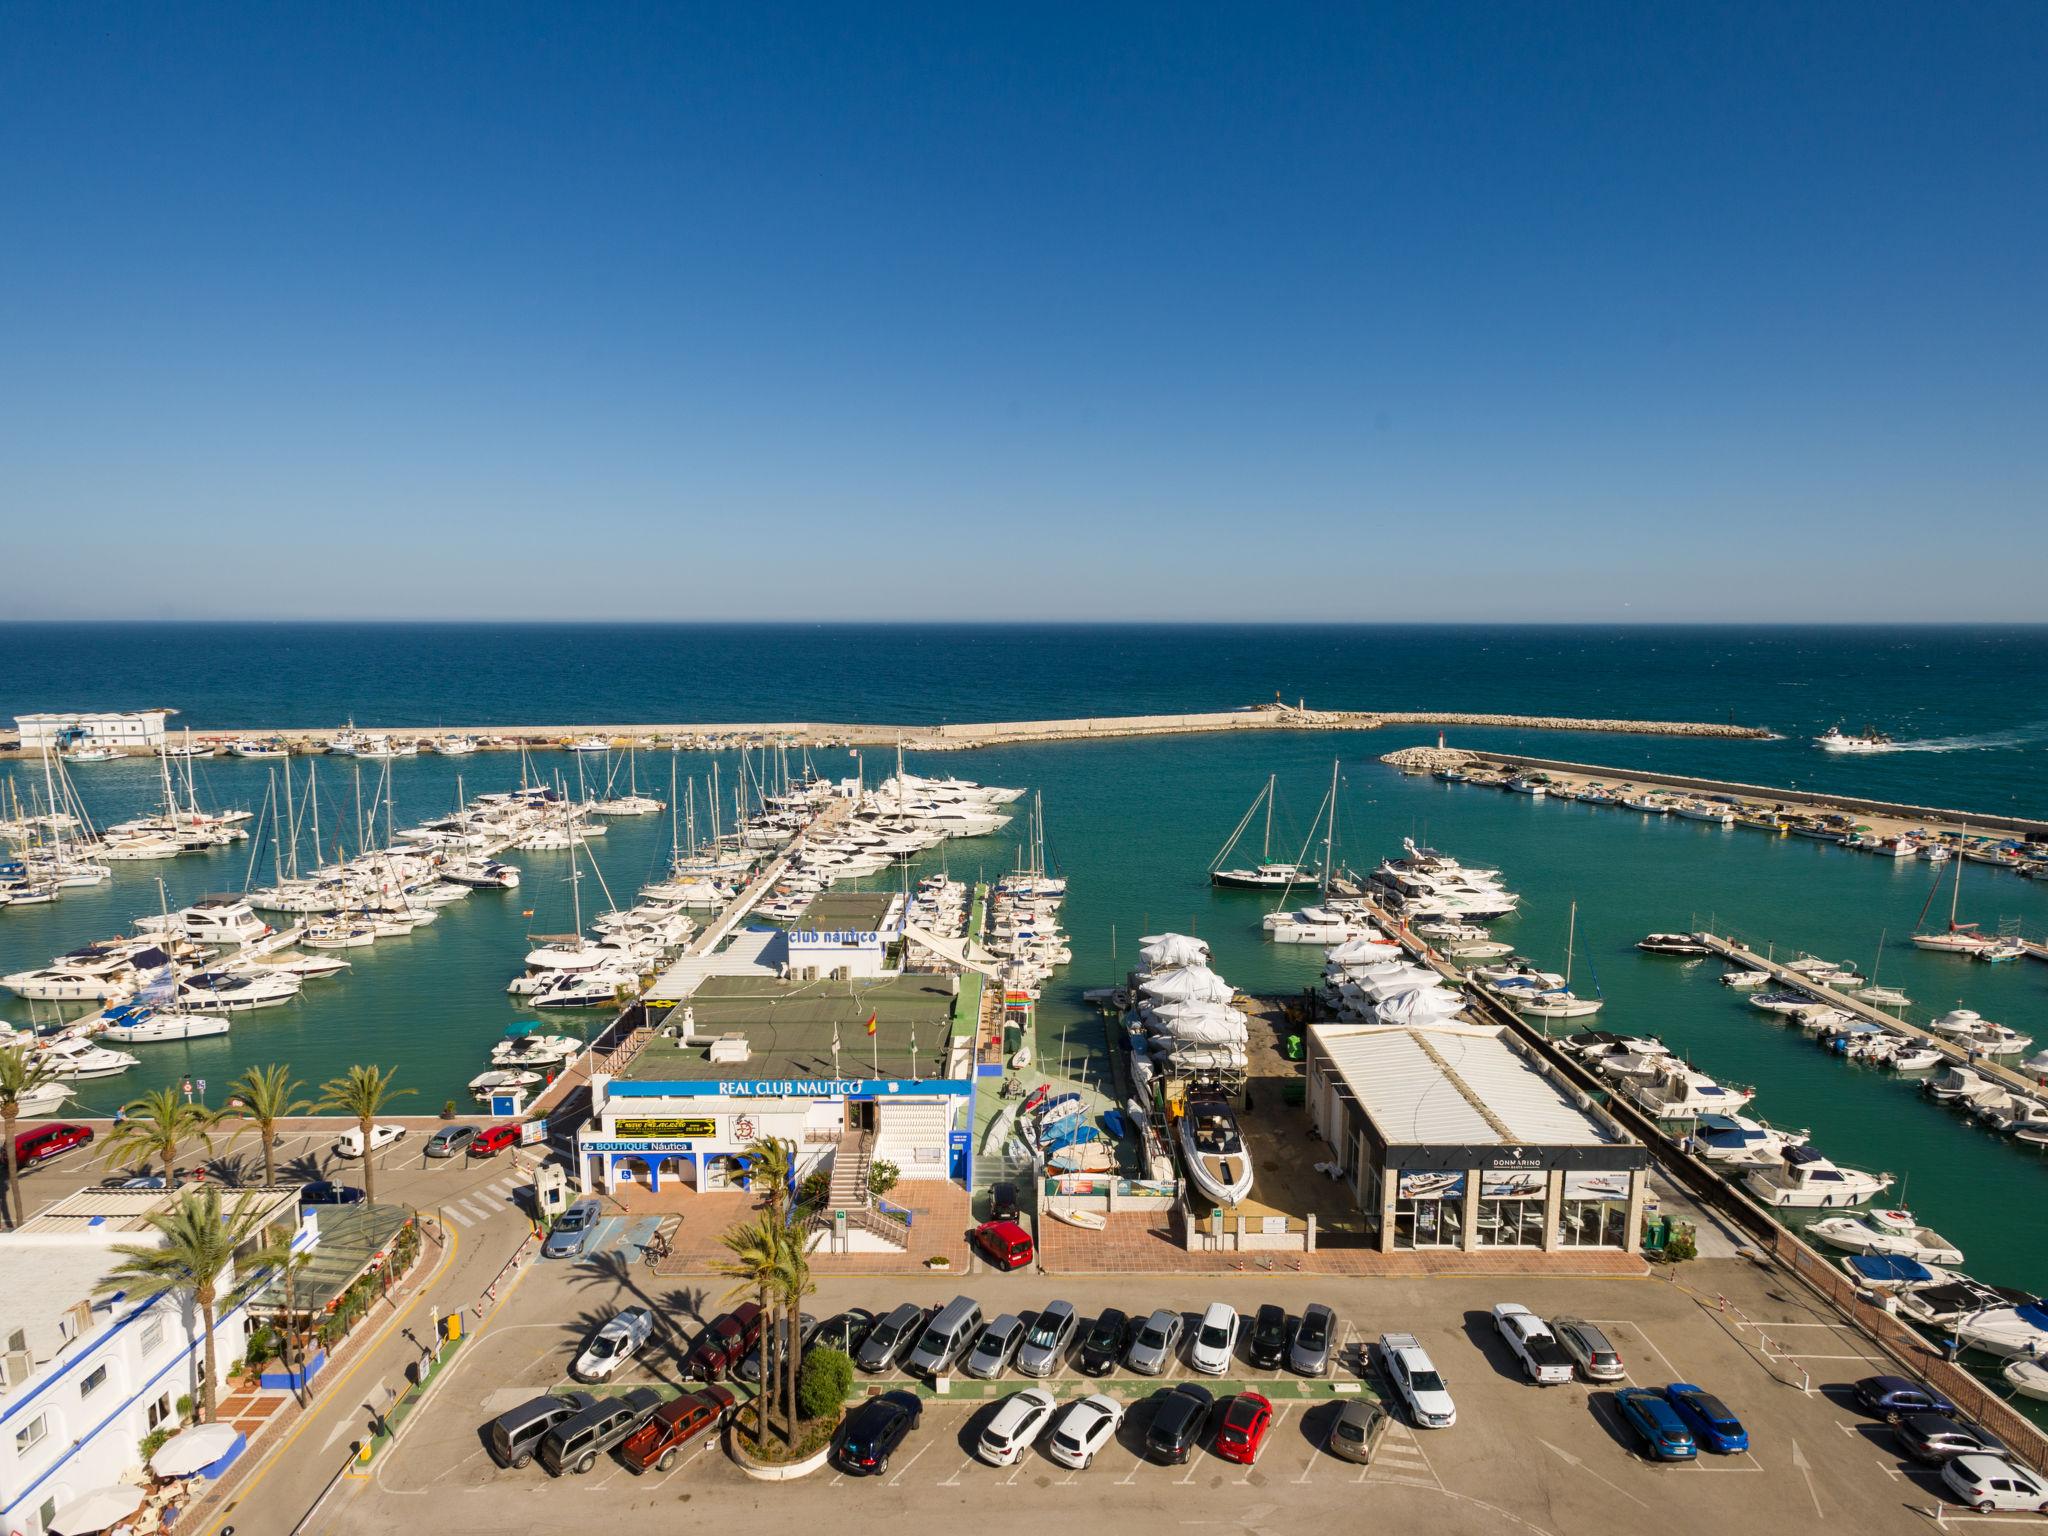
[1176,1096,1255,1205]
[1742,1146,1892,1208]
[568,736,612,753]
[96,1004,232,1044]
[442,858,522,889]
[1953,1301,2048,1359]
[1690,1112,1810,1166]
[137,894,272,947]
[38,1034,141,1079]
[176,969,302,1011]
[1807,1211,1964,1266]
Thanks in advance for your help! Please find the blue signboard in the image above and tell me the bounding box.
[609,1078,974,1099]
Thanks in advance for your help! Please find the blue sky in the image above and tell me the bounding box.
[2,3,2042,621]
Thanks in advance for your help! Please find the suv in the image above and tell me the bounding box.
[1143,1383,1214,1464]
[487,1391,597,1469]
[1247,1305,1290,1369]
[1492,1304,1573,1385]
[425,1125,480,1158]
[685,1303,763,1381]
[1017,1301,1078,1377]
[1379,1333,1455,1428]
[835,1390,922,1475]
[538,1387,663,1475]
[15,1123,92,1169]
[1551,1317,1625,1382]
[617,1386,735,1473]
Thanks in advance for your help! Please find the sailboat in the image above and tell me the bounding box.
[1508,901,1604,1018]
[1911,842,1996,954]
[1210,774,1319,888]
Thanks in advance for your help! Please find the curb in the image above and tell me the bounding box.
[725,1423,834,1481]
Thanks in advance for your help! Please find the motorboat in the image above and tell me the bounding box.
[1839,1254,1954,1291]
[1953,1300,2048,1360]
[1895,1277,2037,1329]
[1807,1211,1964,1266]
[176,970,302,1011]
[1924,1064,1997,1103]
[1887,1045,1945,1072]
[1616,1060,1754,1118]
[137,894,273,947]
[568,736,613,752]
[96,1003,232,1044]
[442,858,522,890]
[492,1027,583,1067]
[1637,933,1709,955]
[38,1034,141,1079]
[1859,985,1912,1007]
[469,1069,543,1100]
[1719,969,1771,988]
[1176,1096,1254,1206]
[2002,1359,2048,1401]
[1689,1112,1809,1166]
[8,1078,74,1116]
[1742,1145,1891,1208]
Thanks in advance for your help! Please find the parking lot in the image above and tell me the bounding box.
[303,1246,1998,1536]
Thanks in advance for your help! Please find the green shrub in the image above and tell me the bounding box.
[868,1160,900,1199]
[797,1169,830,1212]
[1664,1227,1698,1263]
[175,1394,194,1423]
[139,1426,172,1463]
[798,1347,854,1420]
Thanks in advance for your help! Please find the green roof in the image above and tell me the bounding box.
[632,972,961,1082]
[796,890,898,931]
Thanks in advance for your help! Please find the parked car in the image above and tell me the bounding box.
[425,1124,480,1158]
[977,1387,1058,1467]
[1664,1383,1748,1454]
[965,1314,1026,1380]
[858,1303,928,1373]
[736,1313,815,1385]
[809,1309,876,1358]
[1190,1302,1238,1376]
[334,1123,405,1158]
[1143,1383,1215,1464]
[685,1303,763,1381]
[974,1218,1035,1271]
[537,1387,663,1475]
[1289,1302,1336,1377]
[1047,1394,1124,1469]
[298,1179,364,1206]
[988,1180,1021,1221]
[469,1123,523,1157]
[486,1391,596,1469]
[835,1390,923,1475]
[14,1123,92,1169]
[573,1307,656,1382]
[1895,1413,2009,1466]
[1326,1398,1385,1465]
[1380,1333,1455,1428]
[1941,1453,2048,1514]
[1854,1375,1957,1422]
[1613,1387,1698,1462]
[1551,1317,1626,1383]
[543,1199,602,1259]
[1247,1305,1290,1369]
[1493,1304,1574,1385]
[617,1386,735,1473]
[1018,1301,1079,1377]
[1079,1308,1131,1376]
[1127,1309,1185,1376]
[907,1296,984,1377]
[1213,1393,1273,1466]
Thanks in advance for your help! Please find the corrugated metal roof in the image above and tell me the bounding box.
[1313,1024,1615,1148]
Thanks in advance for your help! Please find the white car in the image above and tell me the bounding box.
[977,1387,1058,1467]
[1189,1302,1238,1376]
[1379,1332,1456,1428]
[333,1123,406,1158]
[572,1306,656,1382]
[1047,1393,1125,1469]
[1491,1304,1574,1386]
[1941,1454,2048,1514]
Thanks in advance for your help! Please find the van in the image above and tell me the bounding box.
[487,1391,597,1469]
[15,1123,93,1169]
[537,1387,663,1475]
[907,1295,984,1377]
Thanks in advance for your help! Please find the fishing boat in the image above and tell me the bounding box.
[568,735,612,753]
[1176,1095,1254,1205]
[1814,724,1895,753]
[228,740,289,759]
[63,745,121,764]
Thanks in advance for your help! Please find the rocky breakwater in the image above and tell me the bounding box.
[1370,712,1768,738]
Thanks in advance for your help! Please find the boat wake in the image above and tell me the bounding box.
[1860,723,2048,755]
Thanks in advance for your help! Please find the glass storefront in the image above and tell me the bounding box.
[1390,1171,1466,1249]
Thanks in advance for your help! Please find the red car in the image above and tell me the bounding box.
[468,1123,523,1157]
[617,1385,735,1473]
[685,1303,763,1380]
[973,1219,1035,1272]
[1213,1393,1272,1465]
[15,1122,93,1169]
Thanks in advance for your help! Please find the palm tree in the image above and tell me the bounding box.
[315,1065,412,1205]
[712,1214,786,1443]
[743,1135,794,1221]
[221,1063,309,1189]
[100,1087,213,1183]
[0,1044,60,1228]
[96,1187,278,1422]
[773,1226,815,1433]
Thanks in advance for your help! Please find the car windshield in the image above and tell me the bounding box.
[1410,1369,1445,1394]
[973,1334,1002,1358]
[873,1318,905,1346]
[558,1210,588,1232]
[591,1335,621,1358]
[1335,1417,1365,1441]
[1138,1324,1167,1348]
[1299,1313,1329,1347]
[1257,1313,1284,1339]
[1689,1392,1734,1423]
[1199,1324,1229,1349]
[1028,1317,1064,1348]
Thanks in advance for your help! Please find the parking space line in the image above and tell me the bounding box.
[1239,1403,1293,1483]
[936,1457,971,1487]
[885,1443,931,1486]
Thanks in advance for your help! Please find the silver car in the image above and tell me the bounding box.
[964,1314,1026,1380]
[1125,1308,1184,1376]
[1551,1316,1626,1382]
[1018,1301,1079,1377]
[1290,1302,1337,1377]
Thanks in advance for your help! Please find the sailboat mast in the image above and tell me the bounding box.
[1323,757,1338,888]
[1262,774,1274,862]
[1565,901,1577,988]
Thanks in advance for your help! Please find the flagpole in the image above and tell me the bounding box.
[909,1021,918,1083]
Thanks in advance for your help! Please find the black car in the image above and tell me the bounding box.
[835,1390,923,1475]
[1247,1305,1291,1369]
[1078,1308,1131,1376]
[810,1309,877,1358]
[988,1180,1021,1222]
[300,1180,366,1206]
[857,1303,927,1373]
[1894,1413,2008,1465]
[1144,1383,1215,1464]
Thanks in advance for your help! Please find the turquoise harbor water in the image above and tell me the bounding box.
[2,626,2046,1313]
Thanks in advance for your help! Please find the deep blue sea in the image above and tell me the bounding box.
[3,624,2047,1339]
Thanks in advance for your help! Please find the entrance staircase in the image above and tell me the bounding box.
[818,1130,910,1251]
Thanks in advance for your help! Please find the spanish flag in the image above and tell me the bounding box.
[864,1011,878,1037]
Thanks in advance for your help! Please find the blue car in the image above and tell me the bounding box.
[544,1199,602,1259]
[1853,1375,1956,1422]
[299,1180,365,1206]
[1613,1388,1697,1461]
[1664,1383,1749,1454]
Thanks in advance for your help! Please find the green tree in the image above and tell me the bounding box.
[95,1188,279,1422]
[798,1347,853,1421]
[712,1213,787,1443]
[0,1044,61,1228]
[867,1159,900,1199]
[773,1222,815,1432]
[315,1065,413,1205]
[221,1064,310,1190]
[100,1087,214,1183]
